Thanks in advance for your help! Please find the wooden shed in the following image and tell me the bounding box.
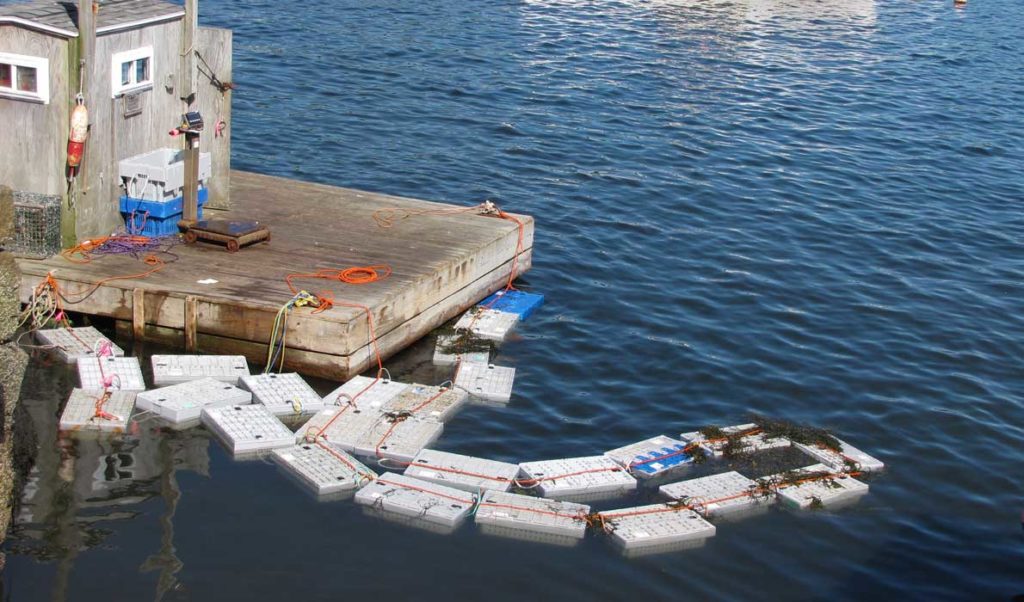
[0,0,232,243]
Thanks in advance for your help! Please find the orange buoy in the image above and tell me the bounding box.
[67,101,88,169]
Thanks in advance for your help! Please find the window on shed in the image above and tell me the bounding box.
[111,47,154,97]
[0,52,49,103]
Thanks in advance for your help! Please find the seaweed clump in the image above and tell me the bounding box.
[751,414,842,452]
[687,445,708,464]
[698,425,726,440]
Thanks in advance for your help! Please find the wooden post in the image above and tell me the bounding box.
[179,0,198,102]
[182,134,199,223]
[77,1,95,101]
[184,296,198,352]
[75,1,96,199]
[132,288,146,341]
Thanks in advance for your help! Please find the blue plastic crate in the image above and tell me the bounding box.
[477,289,544,320]
[625,443,696,477]
[120,189,208,237]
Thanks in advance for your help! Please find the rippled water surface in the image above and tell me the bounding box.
[4,0,1024,599]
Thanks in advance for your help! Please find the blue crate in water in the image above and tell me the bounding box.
[477,289,544,320]
[120,188,208,237]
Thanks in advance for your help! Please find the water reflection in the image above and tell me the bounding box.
[6,361,210,601]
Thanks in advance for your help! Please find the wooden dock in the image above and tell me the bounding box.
[15,171,533,380]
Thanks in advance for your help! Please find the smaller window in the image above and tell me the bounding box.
[0,52,49,104]
[111,46,153,97]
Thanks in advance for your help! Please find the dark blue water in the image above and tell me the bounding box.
[5,0,1024,599]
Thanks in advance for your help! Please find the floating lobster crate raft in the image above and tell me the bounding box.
[296,405,444,464]
[59,389,136,432]
[323,376,408,411]
[354,472,476,531]
[382,384,468,422]
[240,372,325,416]
[16,171,534,380]
[454,308,519,341]
[35,327,124,363]
[598,503,716,554]
[679,423,791,457]
[518,455,637,502]
[454,362,515,404]
[605,435,695,479]
[794,439,885,473]
[77,356,146,391]
[201,404,294,456]
[404,449,519,493]
[294,405,382,444]
[770,464,870,510]
[272,443,376,499]
[474,490,590,545]
[135,377,252,425]
[432,335,489,367]
[476,289,544,320]
[659,471,773,520]
[151,354,250,386]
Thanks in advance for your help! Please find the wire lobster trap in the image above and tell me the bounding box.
[8,191,61,259]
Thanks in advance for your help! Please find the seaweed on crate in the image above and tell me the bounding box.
[431,322,495,355]
[750,414,842,452]
[698,425,726,440]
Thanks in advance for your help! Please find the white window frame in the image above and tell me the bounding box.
[0,51,49,104]
[111,46,154,97]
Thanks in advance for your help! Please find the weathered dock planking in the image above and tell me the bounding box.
[15,171,533,379]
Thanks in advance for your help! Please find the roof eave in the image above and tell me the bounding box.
[97,10,184,36]
[0,16,77,38]
[0,10,185,39]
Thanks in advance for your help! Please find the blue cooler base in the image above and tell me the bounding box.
[478,289,545,320]
[120,189,208,237]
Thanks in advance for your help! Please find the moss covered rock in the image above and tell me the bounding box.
[0,252,19,343]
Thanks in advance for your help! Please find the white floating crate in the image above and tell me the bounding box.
[405,449,519,493]
[201,404,294,455]
[795,438,885,473]
[454,362,515,404]
[605,435,695,479]
[680,423,791,457]
[151,355,250,386]
[475,490,589,545]
[135,377,252,425]
[354,472,476,531]
[599,503,716,554]
[384,384,469,421]
[294,405,382,445]
[35,327,124,363]
[432,335,489,367]
[771,464,870,510]
[659,471,773,519]
[518,455,637,502]
[272,442,376,498]
[352,414,444,464]
[59,389,136,432]
[240,372,325,416]
[322,375,408,411]
[77,356,146,391]
[454,308,519,341]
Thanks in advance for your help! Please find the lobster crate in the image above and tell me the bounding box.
[118,148,211,201]
[8,191,61,259]
[120,188,208,237]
